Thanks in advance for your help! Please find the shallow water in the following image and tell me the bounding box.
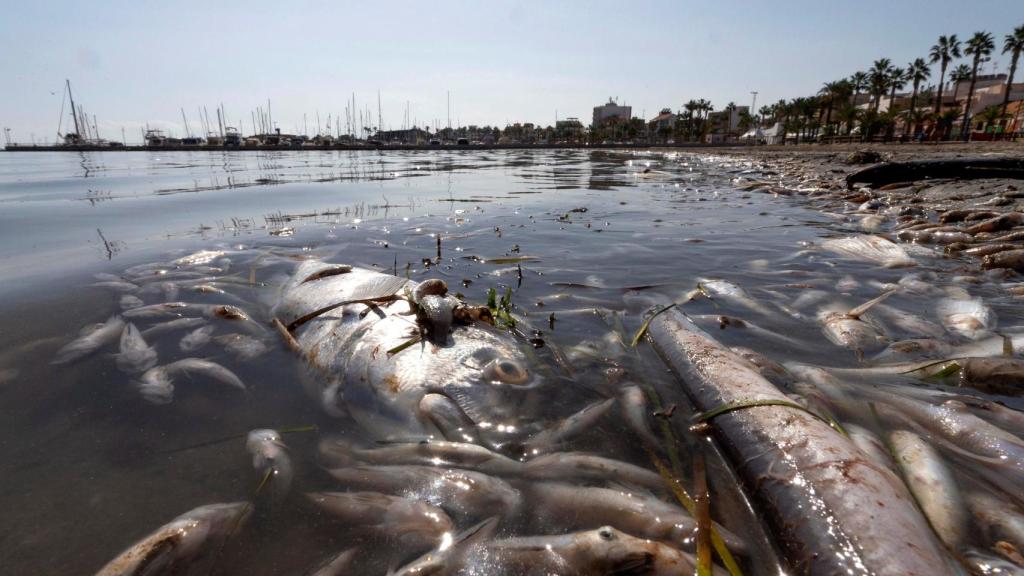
[1,150,1021,575]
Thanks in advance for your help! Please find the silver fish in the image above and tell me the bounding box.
[821,235,916,268]
[179,325,215,352]
[317,438,522,476]
[247,429,293,499]
[140,317,208,339]
[696,277,774,316]
[92,280,140,293]
[212,333,267,361]
[115,323,158,375]
[137,358,245,404]
[475,526,698,576]
[620,385,659,446]
[307,491,452,550]
[120,295,144,311]
[936,297,996,340]
[519,397,615,455]
[274,262,539,446]
[526,482,746,554]
[648,308,954,575]
[520,452,666,492]
[53,315,125,364]
[890,430,967,549]
[328,464,521,520]
[966,492,1024,558]
[95,501,250,576]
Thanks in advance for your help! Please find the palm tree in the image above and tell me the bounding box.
[849,71,868,107]
[906,58,931,134]
[929,35,961,114]
[887,67,908,114]
[1001,25,1024,120]
[869,59,893,112]
[758,105,772,127]
[819,80,850,135]
[962,31,996,140]
[944,63,972,139]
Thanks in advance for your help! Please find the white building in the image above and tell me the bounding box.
[593,98,632,127]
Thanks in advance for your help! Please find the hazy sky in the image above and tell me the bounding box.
[1,0,1020,143]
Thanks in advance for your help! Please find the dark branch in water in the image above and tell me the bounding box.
[96,228,112,260]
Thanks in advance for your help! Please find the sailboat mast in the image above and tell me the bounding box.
[67,80,81,136]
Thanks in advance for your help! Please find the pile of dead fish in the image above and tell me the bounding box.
[63,248,752,576]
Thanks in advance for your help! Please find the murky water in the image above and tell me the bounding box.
[1,150,1021,575]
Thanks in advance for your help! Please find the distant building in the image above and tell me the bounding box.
[649,108,676,131]
[593,98,632,127]
[555,117,584,140]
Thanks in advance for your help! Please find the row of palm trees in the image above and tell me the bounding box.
[760,26,1023,142]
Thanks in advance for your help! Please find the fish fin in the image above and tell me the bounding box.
[846,289,897,319]
[451,515,501,549]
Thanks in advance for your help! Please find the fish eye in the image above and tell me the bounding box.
[598,527,615,541]
[482,358,529,385]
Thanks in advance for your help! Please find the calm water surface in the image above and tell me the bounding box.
[0,150,1019,574]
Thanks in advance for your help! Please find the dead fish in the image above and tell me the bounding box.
[817,301,888,357]
[960,548,1024,575]
[137,358,245,404]
[964,243,1021,258]
[872,339,953,364]
[247,429,293,499]
[212,333,267,361]
[173,249,226,266]
[115,323,158,374]
[872,304,946,339]
[965,492,1024,558]
[124,302,251,321]
[521,452,666,492]
[692,314,804,348]
[327,465,521,520]
[964,212,1024,235]
[960,358,1024,396]
[120,295,144,310]
[95,501,250,576]
[845,424,896,472]
[53,316,125,364]
[476,526,699,575]
[620,385,659,446]
[307,492,452,551]
[648,310,954,575]
[391,516,499,576]
[890,430,967,550]
[821,235,916,268]
[983,249,1024,273]
[527,482,746,554]
[860,214,886,232]
[697,278,775,316]
[93,280,140,293]
[140,317,208,339]
[180,325,215,352]
[317,438,522,476]
[519,397,615,455]
[937,298,997,340]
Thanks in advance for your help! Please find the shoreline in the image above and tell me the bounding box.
[710,142,1024,274]
[4,140,1021,153]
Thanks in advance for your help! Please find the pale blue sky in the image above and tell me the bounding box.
[1,0,1020,143]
